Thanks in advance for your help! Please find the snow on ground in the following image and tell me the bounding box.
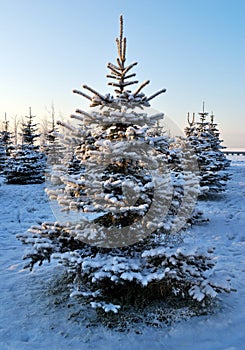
[0,155,244,350]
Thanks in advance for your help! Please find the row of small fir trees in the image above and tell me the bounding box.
[0,104,229,191]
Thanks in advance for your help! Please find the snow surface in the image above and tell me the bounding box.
[0,155,244,350]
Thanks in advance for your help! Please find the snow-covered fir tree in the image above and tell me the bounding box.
[0,141,5,175]
[5,108,46,184]
[18,17,231,316]
[185,103,231,196]
[0,114,13,175]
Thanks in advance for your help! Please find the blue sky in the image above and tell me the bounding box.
[0,0,244,147]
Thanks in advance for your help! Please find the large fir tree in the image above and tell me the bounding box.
[18,17,231,317]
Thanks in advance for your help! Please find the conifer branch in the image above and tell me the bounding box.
[122,62,138,75]
[75,109,94,118]
[70,114,84,122]
[108,62,121,72]
[70,112,101,123]
[116,38,122,61]
[124,73,137,80]
[108,80,139,88]
[73,89,92,101]
[106,74,120,80]
[122,37,126,63]
[146,88,166,102]
[119,15,123,44]
[122,80,139,87]
[187,112,195,127]
[82,85,107,101]
[117,58,123,70]
[107,63,121,76]
[107,73,136,81]
[133,80,150,97]
[57,121,77,132]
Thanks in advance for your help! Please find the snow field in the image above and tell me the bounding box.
[0,155,244,349]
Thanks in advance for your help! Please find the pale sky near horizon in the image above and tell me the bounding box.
[0,0,244,147]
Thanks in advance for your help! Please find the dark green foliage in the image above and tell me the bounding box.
[5,145,46,184]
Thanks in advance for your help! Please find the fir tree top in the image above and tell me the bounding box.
[198,101,209,125]
[0,113,13,151]
[3,113,9,133]
[73,15,166,108]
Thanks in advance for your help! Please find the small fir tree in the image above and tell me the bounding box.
[18,17,231,317]
[185,103,231,196]
[5,108,46,184]
[21,107,40,145]
[0,114,13,175]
